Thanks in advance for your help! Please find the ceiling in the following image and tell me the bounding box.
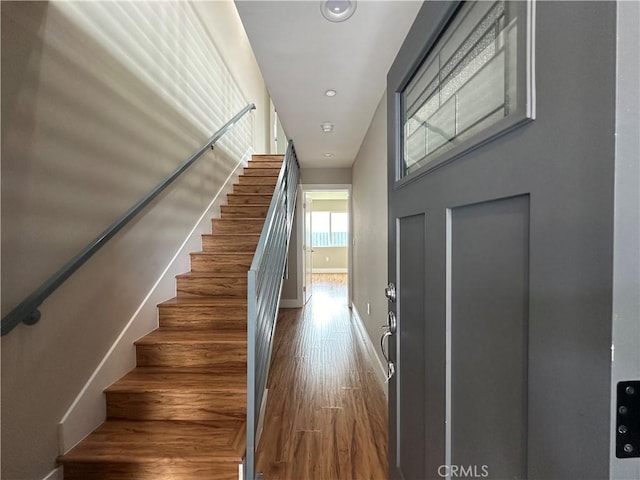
[234,0,423,169]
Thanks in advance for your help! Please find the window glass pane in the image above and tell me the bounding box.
[401,0,519,177]
[311,211,330,247]
[311,211,349,247]
[331,212,348,246]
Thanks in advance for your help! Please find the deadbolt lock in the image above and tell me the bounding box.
[385,282,396,302]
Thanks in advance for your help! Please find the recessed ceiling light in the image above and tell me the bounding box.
[325,89,337,97]
[321,122,334,133]
[323,153,334,158]
[320,0,357,23]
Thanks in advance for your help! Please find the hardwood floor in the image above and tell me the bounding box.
[257,274,388,480]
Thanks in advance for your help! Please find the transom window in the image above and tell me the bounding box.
[400,0,534,178]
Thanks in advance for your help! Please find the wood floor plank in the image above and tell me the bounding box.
[256,274,388,479]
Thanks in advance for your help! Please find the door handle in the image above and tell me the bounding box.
[380,330,395,383]
[380,311,397,382]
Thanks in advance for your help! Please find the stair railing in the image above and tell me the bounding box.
[246,140,299,480]
[1,103,256,336]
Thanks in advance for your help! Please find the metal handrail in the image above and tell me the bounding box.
[1,103,256,336]
[246,140,299,480]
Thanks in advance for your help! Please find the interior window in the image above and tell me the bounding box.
[312,211,348,247]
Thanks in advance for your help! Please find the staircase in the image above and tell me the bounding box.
[59,154,284,480]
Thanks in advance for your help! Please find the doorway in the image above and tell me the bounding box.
[301,185,351,306]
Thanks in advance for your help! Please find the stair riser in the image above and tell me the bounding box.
[226,194,273,205]
[246,161,282,169]
[201,235,259,252]
[211,219,264,234]
[251,154,284,162]
[136,344,247,368]
[232,184,275,194]
[243,168,280,176]
[220,205,269,218]
[106,392,246,421]
[177,277,247,298]
[159,305,246,330]
[62,463,239,480]
[237,175,277,185]
[190,254,253,273]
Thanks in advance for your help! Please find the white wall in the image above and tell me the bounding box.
[300,167,352,184]
[0,2,269,478]
[351,93,389,385]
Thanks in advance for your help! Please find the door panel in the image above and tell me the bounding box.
[396,214,427,480]
[450,195,529,479]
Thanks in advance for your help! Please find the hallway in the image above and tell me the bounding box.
[256,274,387,479]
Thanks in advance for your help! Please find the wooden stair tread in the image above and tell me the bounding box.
[251,154,284,159]
[238,176,278,179]
[234,181,277,185]
[246,164,282,169]
[176,271,247,279]
[222,203,271,206]
[227,193,272,196]
[59,420,245,463]
[190,251,255,257]
[159,296,247,307]
[106,368,246,393]
[202,233,261,237]
[136,329,246,345]
[213,218,266,221]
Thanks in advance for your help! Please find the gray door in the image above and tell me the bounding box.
[386,2,616,479]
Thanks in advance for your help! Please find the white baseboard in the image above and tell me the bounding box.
[58,150,251,455]
[42,467,63,480]
[313,268,348,274]
[351,304,388,397]
[279,298,304,308]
